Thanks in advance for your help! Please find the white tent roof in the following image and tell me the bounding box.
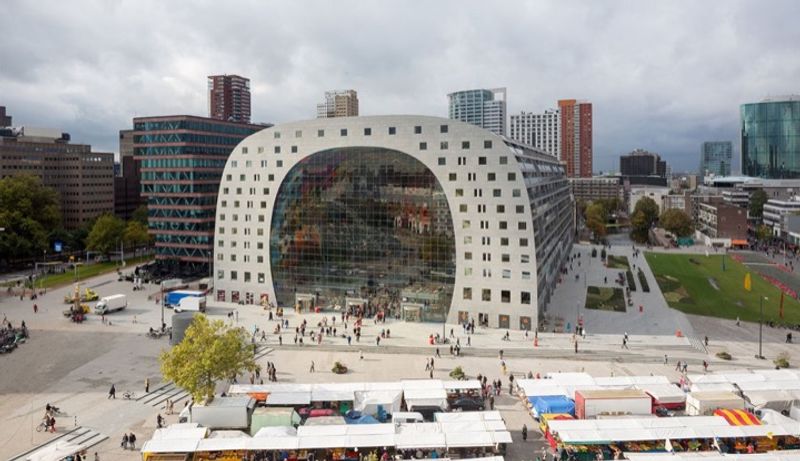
[151,427,208,440]
[545,372,596,385]
[265,392,311,405]
[435,410,503,422]
[395,431,447,449]
[404,388,448,400]
[690,383,738,392]
[311,389,355,401]
[197,437,252,452]
[443,379,482,390]
[141,438,201,453]
[26,441,83,461]
[247,437,299,450]
[254,426,297,438]
[402,379,444,390]
[640,384,686,404]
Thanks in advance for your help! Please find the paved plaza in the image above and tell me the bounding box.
[1,245,799,460]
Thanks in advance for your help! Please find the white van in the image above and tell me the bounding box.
[94,294,127,314]
[175,296,206,313]
[391,412,424,424]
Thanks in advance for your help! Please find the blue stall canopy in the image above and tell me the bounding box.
[531,396,575,417]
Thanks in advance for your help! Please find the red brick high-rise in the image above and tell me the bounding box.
[558,99,592,177]
[208,75,251,123]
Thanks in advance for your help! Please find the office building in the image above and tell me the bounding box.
[558,99,593,177]
[741,96,800,179]
[133,115,267,266]
[509,109,560,157]
[448,88,507,136]
[569,177,622,204]
[629,186,671,214]
[114,129,145,220]
[0,124,114,229]
[214,115,574,329]
[621,149,667,177]
[696,203,747,247]
[0,106,11,126]
[316,90,359,118]
[208,75,252,124]
[700,141,733,177]
[764,198,800,237]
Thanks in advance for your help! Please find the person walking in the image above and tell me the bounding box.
[157,414,164,428]
[33,304,38,313]
[108,384,116,399]
[675,360,682,371]
[664,354,668,365]
[522,424,528,441]
[574,341,578,354]
[359,350,364,360]
[128,433,136,449]
[310,361,315,373]
[621,338,629,349]
[121,433,129,450]
[436,348,440,358]
[145,378,150,393]
[704,336,709,347]
[489,394,495,410]
[94,452,100,461]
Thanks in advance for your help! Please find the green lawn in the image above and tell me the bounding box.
[585,286,627,312]
[607,255,630,270]
[645,252,800,323]
[7,255,154,290]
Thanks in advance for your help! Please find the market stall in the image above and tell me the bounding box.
[640,384,686,410]
[686,391,745,416]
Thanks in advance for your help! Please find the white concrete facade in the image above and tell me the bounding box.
[509,109,560,158]
[213,115,573,329]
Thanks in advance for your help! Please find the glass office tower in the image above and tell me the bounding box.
[741,97,800,179]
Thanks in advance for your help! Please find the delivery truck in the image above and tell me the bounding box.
[174,295,206,313]
[94,294,127,314]
[575,389,652,419]
[165,290,204,308]
[182,396,255,429]
[686,391,744,416]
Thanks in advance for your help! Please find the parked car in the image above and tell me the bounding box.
[449,397,485,412]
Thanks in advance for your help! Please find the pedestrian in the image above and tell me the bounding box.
[157,413,164,428]
[429,369,434,379]
[675,360,681,371]
[376,336,380,346]
[430,357,435,370]
[33,304,38,313]
[128,433,136,449]
[499,349,504,360]
[347,335,352,345]
[121,433,129,449]
[622,338,629,349]
[108,384,116,399]
[736,316,740,326]
[94,452,100,461]
[436,348,440,358]
[664,354,668,365]
[310,361,315,373]
[48,416,56,432]
[359,350,364,360]
[467,336,471,346]
[703,360,709,372]
[704,336,709,347]
[489,394,495,410]
[574,341,578,354]
[279,335,283,345]
[522,424,528,441]
[145,377,150,393]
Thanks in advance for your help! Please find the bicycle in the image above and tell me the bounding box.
[123,391,136,400]
[35,420,48,432]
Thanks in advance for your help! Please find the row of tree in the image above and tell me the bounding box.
[629,196,694,243]
[0,175,151,265]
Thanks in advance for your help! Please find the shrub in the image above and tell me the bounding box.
[626,270,636,290]
[716,351,732,360]
[332,361,348,374]
[601,248,607,260]
[774,352,790,369]
[592,248,598,258]
[638,269,650,292]
[449,366,466,380]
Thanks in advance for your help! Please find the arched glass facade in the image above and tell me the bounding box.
[742,99,800,178]
[270,147,455,321]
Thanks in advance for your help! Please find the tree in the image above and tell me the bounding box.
[123,221,151,248]
[749,190,768,219]
[160,315,256,402]
[756,224,772,242]
[629,197,659,243]
[132,204,149,226]
[0,175,61,261]
[86,213,125,256]
[634,197,659,225]
[659,209,694,237]
[585,202,608,238]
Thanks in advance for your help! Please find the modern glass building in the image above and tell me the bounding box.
[741,96,800,179]
[448,88,507,136]
[214,116,574,329]
[700,141,732,177]
[133,115,267,266]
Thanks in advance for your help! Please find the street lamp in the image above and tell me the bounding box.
[757,296,768,359]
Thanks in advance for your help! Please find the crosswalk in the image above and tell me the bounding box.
[9,426,107,461]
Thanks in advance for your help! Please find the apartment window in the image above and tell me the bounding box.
[295,130,302,138]
[263,188,270,195]
[502,254,510,262]
[467,173,476,181]
[522,271,531,280]
[260,160,267,168]
[242,146,248,154]
[455,188,463,197]
[501,290,511,303]
[340,128,348,136]
[317,129,325,137]
[521,291,531,304]
[388,126,396,135]
[440,141,449,150]
[217,253,224,261]
[257,147,264,154]
[257,255,263,263]
[508,172,516,181]
[513,189,521,197]
[230,271,237,281]
[217,270,224,280]
[463,287,472,300]
[482,253,491,262]
[493,189,501,197]
[291,146,298,153]
[462,141,470,149]
[462,220,471,229]
[231,161,238,167]
[497,205,505,213]
[226,174,232,181]
[481,236,491,245]
[518,222,527,230]
[414,126,422,134]
[499,156,508,165]
[464,252,472,260]
[478,157,487,165]
[258,215,265,222]
[480,220,489,229]
[440,124,449,133]
[218,226,225,234]
[477,204,486,213]
[502,269,511,279]
[244,272,251,282]
[438,157,446,166]
[464,267,473,276]
[223,188,229,194]
[257,241,263,249]
[484,140,493,149]
[521,254,530,263]
[500,237,509,246]
[274,132,281,139]
[516,205,524,214]
[459,204,468,213]
[482,289,491,302]
[520,238,529,247]
[258,273,265,283]
[499,221,507,230]
[364,127,372,136]
[463,236,472,244]
[419,142,427,150]
[260,201,267,208]
[277,160,283,168]
[487,173,496,181]
[268,174,274,181]
[449,173,457,181]
[233,201,240,208]
[458,157,467,166]
[239,174,245,181]
[274,146,281,154]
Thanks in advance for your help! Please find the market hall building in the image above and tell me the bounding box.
[213,116,574,329]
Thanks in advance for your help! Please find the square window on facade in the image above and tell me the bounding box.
[499,156,508,165]
[455,188,463,197]
[274,146,281,154]
[242,147,248,154]
[291,146,298,153]
[464,251,472,260]
[516,205,524,213]
[274,132,281,139]
[440,141,449,150]
[414,126,422,134]
[317,129,325,137]
[258,273,265,283]
[462,220,471,229]
[502,254,510,262]
[438,157,446,166]
[419,142,427,150]
[484,140,492,149]
[521,254,530,263]
[508,172,516,181]
[513,189,521,197]
[462,141,470,149]
[230,271,237,280]
[258,147,264,154]
[217,270,224,280]
[277,160,283,167]
[488,173,495,181]
[244,272,251,282]
[239,174,245,181]
[499,221,507,230]
[449,173,457,181]
[478,157,487,165]
[521,291,531,304]
[493,189,501,197]
[263,188,270,195]
[463,287,472,300]
[364,127,372,136]
[440,124,449,133]
[497,205,505,213]
[388,127,396,135]
[502,269,511,279]
[268,174,274,181]
[500,237,509,246]
[257,255,263,263]
[463,235,472,244]
[482,289,491,302]
[340,128,348,136]
[518,222,527,230]
[522,271,531,280]
[465,267,473,276]
[501,290,510,303]
[520,238,529,247]
[295,130,302,138]
[459,204,467,212]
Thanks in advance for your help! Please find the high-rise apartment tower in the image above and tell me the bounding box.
[316,90,359,118]
[208,75,252,124]
[509,109,560,157]
[448,88,507,136]
[558,99,593,177]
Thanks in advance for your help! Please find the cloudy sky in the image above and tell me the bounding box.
[1,0,798,172]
